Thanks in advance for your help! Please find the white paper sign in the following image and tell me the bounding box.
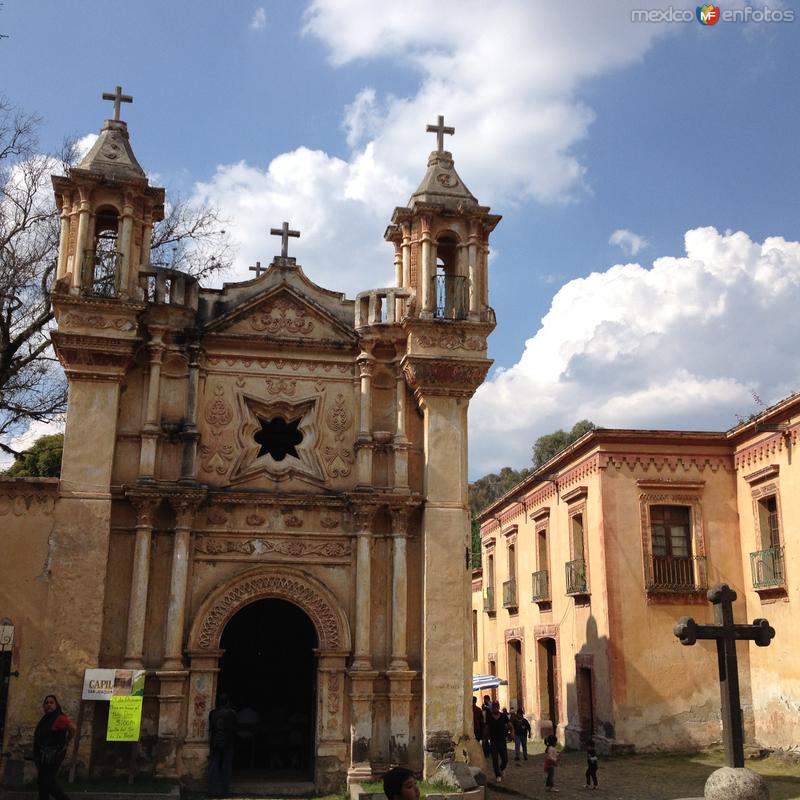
[82,669,116,700]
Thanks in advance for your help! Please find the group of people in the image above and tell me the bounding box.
[32,691,599,799]
[471,695,599,791]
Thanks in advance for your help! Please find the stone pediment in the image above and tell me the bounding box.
[204,287,358,344]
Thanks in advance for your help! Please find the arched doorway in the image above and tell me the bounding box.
[218,598,317,781]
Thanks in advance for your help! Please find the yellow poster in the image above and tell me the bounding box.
[106,696,143,741]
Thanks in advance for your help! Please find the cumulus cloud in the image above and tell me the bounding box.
[610,228,649,256]
[0,419,63,471]
[195,2,677,290]
[250,7,267,30]
[470,227,800,474]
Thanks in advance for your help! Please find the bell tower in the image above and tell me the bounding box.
[384,116,501,774]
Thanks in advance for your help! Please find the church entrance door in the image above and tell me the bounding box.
[218,598,317,782]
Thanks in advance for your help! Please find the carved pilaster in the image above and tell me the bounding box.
[124,493,161,667]
[351,504,378,671]
[163,490,206,669]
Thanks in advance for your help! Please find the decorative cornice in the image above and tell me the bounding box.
[560,485,588,504]
[743,464,780,485]
[401,355,491,400]
[636,479,705,491]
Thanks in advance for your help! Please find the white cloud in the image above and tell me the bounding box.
[196,2,679,294]
[610,228,649,256]
[0,419,64,472]
[250,7,267,30]
[469,227,800,474]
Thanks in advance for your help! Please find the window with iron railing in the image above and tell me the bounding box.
[531,570,550,602]
[647,505,704,592]
[483,585,495,613]
[565,558,588,595]
[432,274,469,320]
[750,545,785,590]
[502,578,517,608]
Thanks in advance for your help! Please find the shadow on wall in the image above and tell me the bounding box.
[546,610,756,756]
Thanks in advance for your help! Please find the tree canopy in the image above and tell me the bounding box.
[2,432,63,477]
[532,419,596,468]
[0,97,234,456]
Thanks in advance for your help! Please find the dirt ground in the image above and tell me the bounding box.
[484,742,800,800]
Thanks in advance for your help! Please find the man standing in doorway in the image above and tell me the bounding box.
[208,692,238,798]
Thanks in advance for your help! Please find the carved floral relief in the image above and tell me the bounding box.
[250,297,314,335]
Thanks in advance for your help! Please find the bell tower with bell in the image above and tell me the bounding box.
[383,115,501,774]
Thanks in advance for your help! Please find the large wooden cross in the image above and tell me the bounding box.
[426,114,455,153]
[102,85,133,122]
[674,583,774,768]
[270,221,300,258]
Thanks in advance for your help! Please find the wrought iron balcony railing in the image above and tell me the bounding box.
[565,558,589,595]
[432,274,469,320]
[532,570,550,602]
[483,585,495,613]
[750,546,785,590]
[645,554,707,592]
[83,249,122,297]
[502,578,517,608]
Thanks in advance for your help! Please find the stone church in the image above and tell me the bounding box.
[0,95,500,790]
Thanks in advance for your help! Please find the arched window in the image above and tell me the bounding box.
[87,206,121,297]
[433,234,467,319]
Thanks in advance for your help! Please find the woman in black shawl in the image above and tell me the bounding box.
[33,694,76,800]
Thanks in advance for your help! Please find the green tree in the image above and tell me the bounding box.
[2,432,63,476]
[532,419,596,468]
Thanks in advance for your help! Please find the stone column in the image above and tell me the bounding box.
[356,355,375,488]
[139,332,165,480]
[163,493,203,669]
[351,505,376,670]
[180,338,201,483]
[72,188,91,291]
[117,192,135,298]
[401,223,411,288]
[56,194,72,280]
[481,234,490,307]
[393,366,409,491]
[386,508,416,761]
[140,210,154,269]
[468,219,480,318]
[420,216,434,316]
[123,495,159,668]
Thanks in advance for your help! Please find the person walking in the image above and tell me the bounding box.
[543,734,561,792]
[33,695,76,800]
[471,696,484,744]
[485,701,512,783]
[208,692,238,798]
[512,709,531,762]
[585,742,599,789]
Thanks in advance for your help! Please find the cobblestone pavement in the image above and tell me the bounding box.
[483,744,800,800]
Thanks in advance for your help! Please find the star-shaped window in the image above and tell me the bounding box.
[253,416,303,461]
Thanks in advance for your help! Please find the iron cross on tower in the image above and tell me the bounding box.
[270,221,300,258]
[426,114,455,153]
[674,583,775,768]
[102,85,133,122]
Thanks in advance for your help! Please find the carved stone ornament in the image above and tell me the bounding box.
[320,515,340,529]
[191,567,351,651]
[284,513,303,528]
[195,536,350,560]
[326,393,353,441]
[204,384,234,434]
[265,377,297,396]
[61,312,136,332]
[231,393,324,485]
[327,673,340,714]
[416,333,485,352]
[205,506,229,526]
[250,297,314,335]
[402,357,490,398]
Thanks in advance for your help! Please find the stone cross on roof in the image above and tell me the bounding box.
[426,114,455,153]
[249,261,265,278]
[270,222,300,258]
[101,85,133,122]
[674,583,775,768]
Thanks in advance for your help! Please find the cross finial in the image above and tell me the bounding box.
[270,221,300,258]
[101,85,133,122]
[249,261,265,278]
[426,114,455,153]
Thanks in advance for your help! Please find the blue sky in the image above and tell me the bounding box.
[2,1,799,476]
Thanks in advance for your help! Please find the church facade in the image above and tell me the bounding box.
[0,96,499,790]
[473,398,800,755]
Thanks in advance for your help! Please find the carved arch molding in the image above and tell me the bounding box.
[190,566,351,652]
